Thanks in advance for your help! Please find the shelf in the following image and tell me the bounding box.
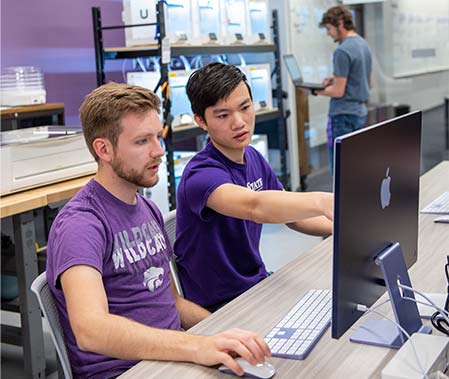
[93,4,289,207]
[171,109,282,143]
[255,108,282,123]
[172,124,204,143]
[0,103,65,132]
[1,297,20,312]
[104,43,276,60]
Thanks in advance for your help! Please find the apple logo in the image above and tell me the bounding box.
[380,167,391,209]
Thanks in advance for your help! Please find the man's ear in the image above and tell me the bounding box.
[194,114,208,132]
[92,138,114,163]
[337,19,344,30]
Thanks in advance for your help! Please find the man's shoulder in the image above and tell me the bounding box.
[340,35,369,51]
[53,183,108,230]
[185,145,229,172]
[138,194,164,225]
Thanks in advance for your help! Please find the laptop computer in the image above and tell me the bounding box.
[283,54,325,90]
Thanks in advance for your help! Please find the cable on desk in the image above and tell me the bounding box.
[356,302,428,379]
[398,283,449,336]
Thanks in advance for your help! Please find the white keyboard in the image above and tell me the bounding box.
[264,289,331,360]
[421,192,449,214]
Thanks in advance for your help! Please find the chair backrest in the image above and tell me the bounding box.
[30,272,73,379]
[163,209,184,297]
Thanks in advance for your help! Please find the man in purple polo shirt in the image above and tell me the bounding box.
[46,82,270,379]
[175,63,334,312]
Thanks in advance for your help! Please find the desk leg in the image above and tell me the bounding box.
[13,211,46,378]
[445,96,448,150]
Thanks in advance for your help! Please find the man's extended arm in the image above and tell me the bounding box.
[61,265,270,376]
[206,184,333,227]
[286,216,333,237]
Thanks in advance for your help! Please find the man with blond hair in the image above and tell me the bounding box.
[46,82,270,379]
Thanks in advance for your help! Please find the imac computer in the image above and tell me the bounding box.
[332,111,431,348]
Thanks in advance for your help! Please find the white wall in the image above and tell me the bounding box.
[365,0,449,111]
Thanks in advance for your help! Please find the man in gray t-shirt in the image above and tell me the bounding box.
[314,6,373,170]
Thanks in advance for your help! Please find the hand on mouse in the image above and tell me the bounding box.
[190,328,271,376]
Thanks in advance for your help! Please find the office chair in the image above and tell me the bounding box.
[30,272,73,379]
[163,209,184,297]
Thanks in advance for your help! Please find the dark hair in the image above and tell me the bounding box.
[319,6,355,31]
[80,82,160,161]
[186,62,252,120]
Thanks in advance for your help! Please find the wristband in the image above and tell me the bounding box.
[311,89,317,96]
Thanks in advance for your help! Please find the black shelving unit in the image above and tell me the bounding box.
[92,2,289,210]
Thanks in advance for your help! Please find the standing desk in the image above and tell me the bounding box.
[0,175,93,378]
[119,161,449,379]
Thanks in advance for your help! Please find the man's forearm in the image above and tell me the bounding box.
[72,311,272,377]
[176,297,211,329]
[251,191,333,224]
[318,85,342,98]
[287,216,333,237]
[75,311,201,362]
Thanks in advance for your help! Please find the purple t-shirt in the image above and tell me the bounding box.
[46,179,181,379]
[175,143,283,311]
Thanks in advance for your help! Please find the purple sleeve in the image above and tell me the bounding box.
[49,211,107,288]
[183,164,231,221]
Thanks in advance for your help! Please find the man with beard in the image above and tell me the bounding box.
[46,83,270,379]
[315,5,373,171]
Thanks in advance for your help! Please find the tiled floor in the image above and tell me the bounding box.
[2,104,448,378]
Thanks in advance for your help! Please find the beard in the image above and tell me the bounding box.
[111,155,160,188]
[334,29,344,43]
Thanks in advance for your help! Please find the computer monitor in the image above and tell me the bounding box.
[332,111,423,342]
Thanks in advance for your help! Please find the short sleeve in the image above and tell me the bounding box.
[48,211,107,288]
[183,164,231,221]
[333,49,351,78]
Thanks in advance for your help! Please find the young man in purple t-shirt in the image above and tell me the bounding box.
[46,82,270,379]
[175,63,334,312]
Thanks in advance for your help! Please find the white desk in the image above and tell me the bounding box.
[119,162,449,379]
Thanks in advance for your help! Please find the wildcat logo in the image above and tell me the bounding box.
[247,178,263,191]
[143,266,164,292]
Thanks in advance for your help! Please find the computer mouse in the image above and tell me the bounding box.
[218,357,276,378]
[434,216,449,223]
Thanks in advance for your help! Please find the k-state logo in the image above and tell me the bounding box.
[247,178,263,191]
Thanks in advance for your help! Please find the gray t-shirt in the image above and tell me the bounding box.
[329,34,372,117]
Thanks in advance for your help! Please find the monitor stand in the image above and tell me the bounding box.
[350,242,432,349]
